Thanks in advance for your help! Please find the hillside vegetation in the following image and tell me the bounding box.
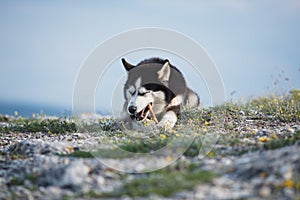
[0,90,299,199]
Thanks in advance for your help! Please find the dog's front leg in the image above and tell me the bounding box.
[158,110,177,130]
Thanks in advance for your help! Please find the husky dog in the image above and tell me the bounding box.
[120,58,199,130]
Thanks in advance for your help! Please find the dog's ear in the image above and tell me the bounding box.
[157,60,171,82]
[122,58,135,71]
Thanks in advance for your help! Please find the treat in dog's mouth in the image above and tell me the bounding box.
[131,103,152,121]
[148,104,159,124]
[134,104,150,121]
[131,103,159,124]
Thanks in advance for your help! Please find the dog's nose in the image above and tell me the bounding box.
[128,105,137,114]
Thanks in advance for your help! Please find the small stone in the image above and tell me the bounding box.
[96,176,105,186]
[257,129,268,137]
[221,157,232,166]
[135,163,145,172]
[259,186,271,197]
[73,147,80,151]
[287,127,295,133]
[60,160,90,187]
[34,132,42,139]
[44,186,64,200]
[281,165,293,180]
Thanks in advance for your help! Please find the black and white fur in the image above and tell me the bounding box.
[120,58,199,130]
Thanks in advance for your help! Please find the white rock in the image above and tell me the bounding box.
[60,160,90,187]
[259,186,271,198]
[96,175,105,186]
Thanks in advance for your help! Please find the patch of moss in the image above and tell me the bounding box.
[10,154,28,160]
[264,130,300,150]
[60,150,94,158]
[1,118,77,134]
[24,174,38,183]
[78,118,119,133]
[184,139,200,157]
[0,115,10,122]
[111,168,215,197]
[78,161,215,198]
[118,138,171,153]
[79,191,102,199]
[0,126,9,133]
[9,177,23,186]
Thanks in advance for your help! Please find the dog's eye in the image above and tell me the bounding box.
[129,90,136,95]
[138,90,150,96]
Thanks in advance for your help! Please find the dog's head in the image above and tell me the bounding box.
[122,58,175,122]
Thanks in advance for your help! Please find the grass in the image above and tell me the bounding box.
[1,90,300,198]
[117,169,214,197]
[118,132,174,153]
[184,139,201,157]
[80,162,215,198]
[8,173,38,189]
[9,154,29,160]
[0,117,77,134]
[0,115,10,122]
[8,177,23,186]
[1,90,299,157]
[212,89,300,122]
[59,150,94,158]
[248,90,300,122]
[263,130,300,150]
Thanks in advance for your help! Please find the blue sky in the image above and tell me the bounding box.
[0,1,299,113]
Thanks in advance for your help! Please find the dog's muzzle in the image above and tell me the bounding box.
[128,104,151,121]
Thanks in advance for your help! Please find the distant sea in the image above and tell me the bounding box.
[0,101,110,118]
[0,101,72,117]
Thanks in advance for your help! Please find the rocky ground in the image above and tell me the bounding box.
[0,94,300,199]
